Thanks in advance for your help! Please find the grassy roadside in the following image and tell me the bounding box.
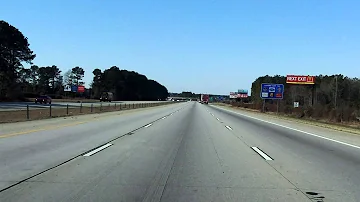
[213,103,360,135]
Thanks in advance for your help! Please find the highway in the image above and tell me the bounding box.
[0,101,360,201]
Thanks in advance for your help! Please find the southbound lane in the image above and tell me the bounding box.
[1,102,360,201]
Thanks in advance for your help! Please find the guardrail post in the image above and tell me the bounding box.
[108,103,110,110]
[91,104,93,113]
[133,103,134,109]
[119,103,121,110]
[49,104,52,117]
[66,104,69,115]
[115,103,116,109]
[26,105,29,120]
[100,103,102,111]
[80,103,83,113]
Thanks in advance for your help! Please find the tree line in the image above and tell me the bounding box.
[0,20,168,101]
[91,66,168,101]
[248,75,360,122]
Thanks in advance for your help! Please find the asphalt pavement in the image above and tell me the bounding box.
[0,101,168,111]
[0,102,360,201]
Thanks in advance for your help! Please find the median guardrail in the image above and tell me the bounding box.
[0,101,174,123]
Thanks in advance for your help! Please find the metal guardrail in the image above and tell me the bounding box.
[0,102,174,123]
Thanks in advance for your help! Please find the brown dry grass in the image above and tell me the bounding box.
[0,102,171,123]
[213,103,360,134]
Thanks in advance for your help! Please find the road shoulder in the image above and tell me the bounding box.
[210,104,360,148]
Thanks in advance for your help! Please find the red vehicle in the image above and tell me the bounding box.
[200,94,209,104]
[35,95,52,104]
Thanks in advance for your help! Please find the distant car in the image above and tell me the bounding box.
[35,95,52,104]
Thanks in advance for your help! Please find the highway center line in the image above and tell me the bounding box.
[251,147,273,161]
[213,105,360,150]
[216,118,220,121]
[144,124,152,128]
[162,117,166,120]
[225,126,232,130]
[83,143,112,157]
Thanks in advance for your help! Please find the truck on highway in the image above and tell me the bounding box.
[200,94,209,104]
[100,92,113,102]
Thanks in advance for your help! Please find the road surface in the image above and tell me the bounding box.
[0,101,360,201]
[0,101,168,111]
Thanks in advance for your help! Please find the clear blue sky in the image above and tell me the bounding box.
[2,0,360,95]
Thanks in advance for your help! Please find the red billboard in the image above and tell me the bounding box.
[286,75,315,85]
[237,94,248,98]
[77,85,85,93]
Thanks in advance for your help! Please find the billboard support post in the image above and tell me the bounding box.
[26,105,29,120]
[335,76,338,109]
[262,100,266,113]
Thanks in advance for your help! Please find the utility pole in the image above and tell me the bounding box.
[334,75,338,109]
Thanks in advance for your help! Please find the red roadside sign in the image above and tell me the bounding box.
[237,94,248,98]
[77,85,85,93]
[286,75,315,85]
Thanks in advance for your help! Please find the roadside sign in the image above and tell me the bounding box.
[229,92,237,99]
[71,85,78,92]
[238,94,248,98]
[238,89,248,94]
[77,85,85,93]
[64,85,71,92]
[261,83,284,99]
[286,75,315,85]
[294,102,299,108]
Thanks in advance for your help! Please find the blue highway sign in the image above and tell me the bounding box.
[71,85,78,93]
[260,83,284,99]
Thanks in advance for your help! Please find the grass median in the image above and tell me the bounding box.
[0,102,173,123]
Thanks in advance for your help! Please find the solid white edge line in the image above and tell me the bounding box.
[145,123,152,128]
[251,147,273,161]
[213,105,360,150]
[84,143,112,157]
[225,125,232,130]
